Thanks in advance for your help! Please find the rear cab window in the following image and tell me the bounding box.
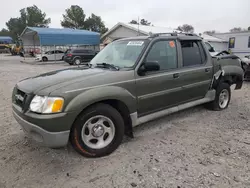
[180,40,206,67]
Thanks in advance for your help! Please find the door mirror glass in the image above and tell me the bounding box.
[144,61,160,71]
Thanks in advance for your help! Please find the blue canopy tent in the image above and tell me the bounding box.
[0,36,13,44]
[20,27,100,55]
[20,27,100,46]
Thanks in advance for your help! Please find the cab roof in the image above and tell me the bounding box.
[116,33,202,42]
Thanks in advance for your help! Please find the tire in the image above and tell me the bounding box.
[70,103,125,158]
[42,56,48,62]
[206,82,231,111]
[73,58,81,65]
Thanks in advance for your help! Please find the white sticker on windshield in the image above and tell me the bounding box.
[127,41,144,46]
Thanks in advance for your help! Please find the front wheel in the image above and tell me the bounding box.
[206,82,231,111]
[70,103,125,158]
[42,56,48,62]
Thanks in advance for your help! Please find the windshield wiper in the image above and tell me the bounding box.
[96,63,120,70]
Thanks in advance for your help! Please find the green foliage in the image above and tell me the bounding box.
[0,28,13,39]
[22,5,51,27]
[61,5,86,29]
[177,24,194,33]
[129,19,151,26]
[230,27,242,32]
[6,18,24,39]
[140,19,151,26]
[204,30,216,35]
[61,5,108,34]
[6,5,51,40]
[85,14,108,34]
[129,20,138,24]
[229,27,247,32]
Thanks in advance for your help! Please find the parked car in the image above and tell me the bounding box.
[241,55,250,80]
[35,50,65,62]
[64,48,97,65]
[12,33,243,158]
[63,49,71,60]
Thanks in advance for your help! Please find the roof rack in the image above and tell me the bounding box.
[149,32,199,37]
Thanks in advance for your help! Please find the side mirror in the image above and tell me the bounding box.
[209,47,215,52]
[144,61,160,71]
[138,61,160,75]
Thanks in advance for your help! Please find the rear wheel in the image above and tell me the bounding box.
[74,58,81,65]
[42,56,48,62]
[206,82,231,111]
[70,103,124,158]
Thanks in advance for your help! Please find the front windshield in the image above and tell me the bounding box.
[91,40,146,68]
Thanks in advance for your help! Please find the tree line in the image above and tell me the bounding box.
[1,5,250,41]
[0,5,108,41]
[129,21,196,33]
[129,20,250,35]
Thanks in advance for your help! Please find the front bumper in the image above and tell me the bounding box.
[64,58,72,63]
[13,110,70,148]
[12,104,77,148]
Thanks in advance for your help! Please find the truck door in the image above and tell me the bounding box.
[135,39,185,116]
[177,40,213,101]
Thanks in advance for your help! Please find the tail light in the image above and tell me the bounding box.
[67,54,72,57]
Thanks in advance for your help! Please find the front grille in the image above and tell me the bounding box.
[12,87,34,112]
[13,88,27,109]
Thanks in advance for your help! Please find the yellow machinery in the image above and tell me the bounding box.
[0,44,11,53]
[9,44,22,55]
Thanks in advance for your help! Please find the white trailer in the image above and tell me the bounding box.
[214,31,250,58]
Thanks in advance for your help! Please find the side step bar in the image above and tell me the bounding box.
[130,90,216,127]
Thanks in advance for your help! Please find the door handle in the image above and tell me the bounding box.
[205,68,211,73]
[173,73,179,79]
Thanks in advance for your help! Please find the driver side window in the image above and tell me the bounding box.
[146,40,177,71]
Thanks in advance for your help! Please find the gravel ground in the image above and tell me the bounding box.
[0,55,250,188]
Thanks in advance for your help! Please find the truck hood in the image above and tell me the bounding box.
[16,67,107,94]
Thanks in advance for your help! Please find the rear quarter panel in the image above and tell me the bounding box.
[216,57,244,77]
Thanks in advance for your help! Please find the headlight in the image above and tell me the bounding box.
[30,95,64,114]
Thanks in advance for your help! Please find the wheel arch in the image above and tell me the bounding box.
[212,66,243,90]
[66,86,137,137]
[73,56,81,61]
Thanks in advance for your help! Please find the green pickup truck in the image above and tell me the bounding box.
[12,33,244,158]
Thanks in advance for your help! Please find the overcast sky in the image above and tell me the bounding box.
[1,0,249,33]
